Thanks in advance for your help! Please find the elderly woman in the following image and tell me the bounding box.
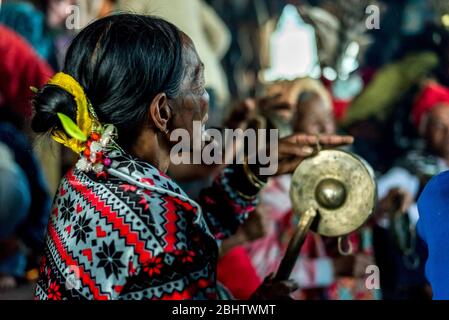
[31,14,352,300]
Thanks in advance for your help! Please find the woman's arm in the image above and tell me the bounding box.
[198,165,260,240]
[198,134,354,240]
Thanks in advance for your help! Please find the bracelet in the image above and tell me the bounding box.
[243,158,267,189]
[236,189,258,200]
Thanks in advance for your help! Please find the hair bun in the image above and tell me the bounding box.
[31,85,77,134]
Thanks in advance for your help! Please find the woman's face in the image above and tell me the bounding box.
[169,35,210,149]
[424,104,449,158]
[292,95,336,135]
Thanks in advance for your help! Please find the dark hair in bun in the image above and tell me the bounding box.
[32,85,77,133]
[32,13,184,148]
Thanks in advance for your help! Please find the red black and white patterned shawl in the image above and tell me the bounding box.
[35,149,257,300]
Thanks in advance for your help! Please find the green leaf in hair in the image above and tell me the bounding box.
[57,113,87,142]
[30,86,39,93]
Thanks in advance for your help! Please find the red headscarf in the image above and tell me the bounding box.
[0,25,54,118]
[412,82,449,129]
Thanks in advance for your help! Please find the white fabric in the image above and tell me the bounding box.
[377,160,449,227]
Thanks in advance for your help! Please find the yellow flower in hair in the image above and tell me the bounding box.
[46,72,97,153]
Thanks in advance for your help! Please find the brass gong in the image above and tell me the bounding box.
[274,149,376,281]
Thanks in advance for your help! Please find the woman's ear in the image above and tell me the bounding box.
[149,93,172,133]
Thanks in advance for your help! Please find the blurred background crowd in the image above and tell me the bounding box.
[1,0,449,300]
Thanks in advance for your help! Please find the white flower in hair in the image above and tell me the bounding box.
[76,157,91,172]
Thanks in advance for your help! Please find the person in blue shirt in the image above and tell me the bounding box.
[417,171,449,300]
[416,84,449,299]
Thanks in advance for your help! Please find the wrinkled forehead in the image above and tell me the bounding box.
[180,33,203,73]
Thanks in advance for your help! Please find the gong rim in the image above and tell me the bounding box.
[289,149,377,237]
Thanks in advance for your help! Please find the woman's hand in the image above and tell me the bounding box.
[377,187,414,217]
[265,134,354,176]
[224,99,257,130]
[275,134,354,176]
[240,207,270,242]
[250,273,299,300]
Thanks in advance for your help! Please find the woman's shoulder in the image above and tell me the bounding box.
[59,169,197,253]
[69,167,196,213]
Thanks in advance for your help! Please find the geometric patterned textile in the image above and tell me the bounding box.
[35,149,257,300]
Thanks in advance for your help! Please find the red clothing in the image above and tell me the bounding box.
[412,81,449,129]
[216,247,260,299]
[0,25,53,117]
